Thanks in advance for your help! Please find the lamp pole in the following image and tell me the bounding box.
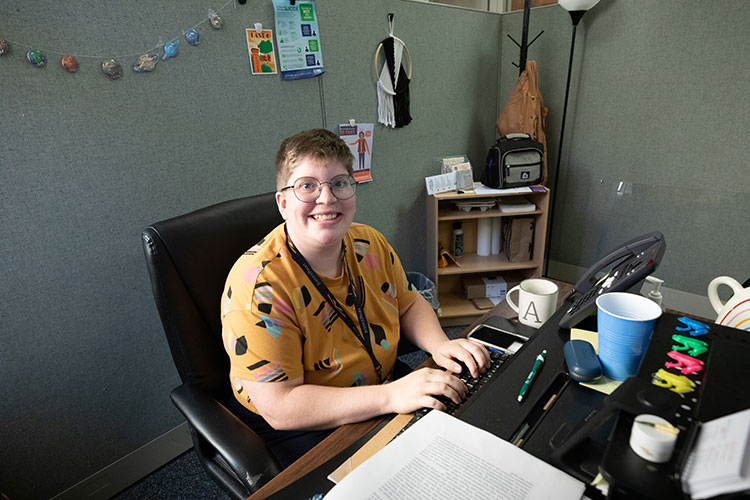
[543,9,590,277]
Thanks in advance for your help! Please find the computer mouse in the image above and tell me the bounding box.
[564,339,603,383]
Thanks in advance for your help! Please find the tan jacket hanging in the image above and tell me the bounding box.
[496,60,549,185]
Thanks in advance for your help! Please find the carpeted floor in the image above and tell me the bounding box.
[112,449,229,499]
[113,325,467,499]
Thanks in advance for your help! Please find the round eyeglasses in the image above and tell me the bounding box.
[280,174,356,202]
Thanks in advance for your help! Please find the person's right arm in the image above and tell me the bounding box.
[239,366,467,431]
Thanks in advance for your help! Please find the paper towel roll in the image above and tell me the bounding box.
[477,218,492,256]
[491,218,501,255]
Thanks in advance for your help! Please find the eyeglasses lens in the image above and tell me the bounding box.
[293,175,355,201]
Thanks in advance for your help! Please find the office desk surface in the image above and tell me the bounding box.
[251,292,750,500]
[248,280,573,500]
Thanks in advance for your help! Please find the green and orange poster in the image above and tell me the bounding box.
[246,28,277,75]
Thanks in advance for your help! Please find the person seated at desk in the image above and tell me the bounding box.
[221,129,489,467]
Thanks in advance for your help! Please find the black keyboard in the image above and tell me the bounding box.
[394,350,510,438]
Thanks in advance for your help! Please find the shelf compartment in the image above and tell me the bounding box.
[437,253,538,275]
[436,290,485,319]
[438,207,542,221]
[426,187,550,324]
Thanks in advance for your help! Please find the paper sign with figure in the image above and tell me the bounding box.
[339,123,373,183]
[246,28,277,75]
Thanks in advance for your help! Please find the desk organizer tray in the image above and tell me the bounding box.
[453,200,496,212]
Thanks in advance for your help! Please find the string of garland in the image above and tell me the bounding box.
[0,0,234,79]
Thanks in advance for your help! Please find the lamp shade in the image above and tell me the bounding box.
[559,0,600,11]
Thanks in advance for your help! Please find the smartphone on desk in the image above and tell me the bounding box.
[467,324,528,354]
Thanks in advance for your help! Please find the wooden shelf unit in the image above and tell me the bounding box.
[426,188,550,325]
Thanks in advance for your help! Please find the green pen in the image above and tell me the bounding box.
[518,350,546,403]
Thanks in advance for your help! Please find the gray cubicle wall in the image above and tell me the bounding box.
[0,1,501,498]
[499,2,749,299]
[5,1,745,498]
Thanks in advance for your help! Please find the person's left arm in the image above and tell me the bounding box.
[399,295,489,378]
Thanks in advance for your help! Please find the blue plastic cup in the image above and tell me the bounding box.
[596,292,662,380]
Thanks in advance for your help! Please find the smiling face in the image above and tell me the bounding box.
[276,156,356,258]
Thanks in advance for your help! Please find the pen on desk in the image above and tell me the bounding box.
[511,422,530,447]
[518,350,546,403]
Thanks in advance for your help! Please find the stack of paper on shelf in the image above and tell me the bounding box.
[499,196,536,213]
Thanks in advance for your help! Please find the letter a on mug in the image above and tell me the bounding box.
[523,301,541,325]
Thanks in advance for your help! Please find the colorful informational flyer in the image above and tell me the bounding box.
[245,28,277,75]
[272,0,325,80]
[339,123,373,183]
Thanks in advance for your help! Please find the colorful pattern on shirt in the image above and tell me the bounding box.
[221,223,417,413]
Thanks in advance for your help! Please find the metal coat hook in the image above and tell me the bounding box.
[510,0,544,74]
[508,31,544,69]
[507,31,544,50]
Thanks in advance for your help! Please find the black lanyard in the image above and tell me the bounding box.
[285,230,383,383]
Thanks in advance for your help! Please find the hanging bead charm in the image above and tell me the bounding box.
[101,59,123,79]
[163,39,180,60]
[27,49,47,67]
[61,55,79,73]
[133,53,159,72]
[185,29,200,46]
[208,9,224,29]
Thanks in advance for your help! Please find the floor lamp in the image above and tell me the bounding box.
[543,0,600,277]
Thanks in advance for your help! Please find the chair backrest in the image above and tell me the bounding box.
[142,192,283,398]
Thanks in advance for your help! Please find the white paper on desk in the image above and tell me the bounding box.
[324,410,585,500]
[425,172,457,195]
[473,182,532,195]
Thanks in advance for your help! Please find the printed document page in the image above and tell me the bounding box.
[682,407,750,499]
[324,410,585,500]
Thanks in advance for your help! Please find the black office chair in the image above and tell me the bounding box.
[141,192,284,499]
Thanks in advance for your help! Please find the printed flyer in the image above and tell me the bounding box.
[273,0,324,80]
[339,123,374,183]
[245,28,277,75]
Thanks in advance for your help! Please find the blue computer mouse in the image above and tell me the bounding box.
[564,339,603,383]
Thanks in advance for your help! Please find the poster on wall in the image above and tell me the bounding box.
[272,0,325,80]
[339,123,374,183]
[245,28,278,75]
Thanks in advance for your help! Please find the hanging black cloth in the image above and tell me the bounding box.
[382,37,412,128]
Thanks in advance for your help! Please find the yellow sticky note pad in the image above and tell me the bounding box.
[570,328,598,352]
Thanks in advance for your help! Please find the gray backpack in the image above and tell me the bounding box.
[482,133,544,188]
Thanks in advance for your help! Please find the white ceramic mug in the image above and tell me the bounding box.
[506,278,559,328]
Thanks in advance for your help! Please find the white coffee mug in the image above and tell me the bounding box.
[506,278,559,328]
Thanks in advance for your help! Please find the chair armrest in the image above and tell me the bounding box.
[171,383,282,491]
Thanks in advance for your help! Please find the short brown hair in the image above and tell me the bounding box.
[275,129,354,190]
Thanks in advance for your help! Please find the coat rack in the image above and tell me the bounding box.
[506,0,544,74]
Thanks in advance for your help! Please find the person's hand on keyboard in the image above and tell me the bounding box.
[384,367,468,414]
[430,338,491,379]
